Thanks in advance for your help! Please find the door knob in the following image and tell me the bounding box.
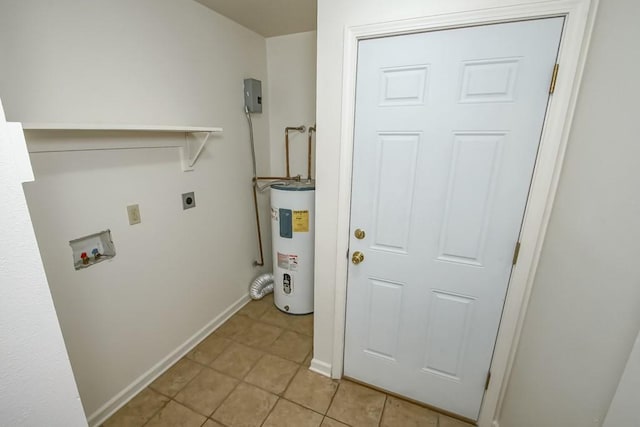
[351,251,365,265]
[354,228,366,239]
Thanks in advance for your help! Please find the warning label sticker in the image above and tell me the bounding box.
[277,253,289,269]
[277,252,299,271]
[288,254,299,271]
[293,210,309,232]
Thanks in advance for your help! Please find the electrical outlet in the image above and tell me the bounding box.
[182,192,196,210]
[127,204,141,225]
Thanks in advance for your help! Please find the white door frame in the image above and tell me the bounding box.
[330,1,598,425]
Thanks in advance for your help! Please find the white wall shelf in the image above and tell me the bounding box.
[21,123,223,171]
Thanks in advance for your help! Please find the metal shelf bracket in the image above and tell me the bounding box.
[181,131,212,171]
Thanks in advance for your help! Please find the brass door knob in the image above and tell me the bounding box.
[351,251,365,265]
[354,228,366,239]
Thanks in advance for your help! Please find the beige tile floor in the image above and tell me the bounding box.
[103,294,474,427]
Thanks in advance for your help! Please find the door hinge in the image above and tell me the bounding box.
[549,63,559,94]
[485,371,491,390]
[512,241,521,266]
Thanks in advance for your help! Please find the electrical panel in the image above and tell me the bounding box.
[244,78,262,113]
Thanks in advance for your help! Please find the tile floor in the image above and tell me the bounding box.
[103,294,474,427]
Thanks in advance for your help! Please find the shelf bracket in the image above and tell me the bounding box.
[181,131,211,171]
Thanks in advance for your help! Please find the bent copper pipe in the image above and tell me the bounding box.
[285,125,305,178]
[251,182,264,267]
[252,125,305,267]
[253,175,301,182]
[307,125,316,181]
[250,174,301,266]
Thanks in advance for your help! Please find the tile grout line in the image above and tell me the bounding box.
[377,394,388,427]
[197,324,258,423]
[232,354,304,401]
[241,352,269,380]
[205,413,232,427]
[226,314,285,357]
[173,359,208,398]
[227,316,311,366]
[258,395,280,427]
[156,361,225,423]
[257,305,314,337]
[139,394,171,427]
[281,360,306,396]
[242,330,319,426]
[279,395,327,419]
[185,333,234,367]
[324,376,342,421]
[207,370,245,425]
[277,362,339,418]
[170,396,210,421]
[206,337,282,425]
[147,356,208,401]
[237,355,294,396]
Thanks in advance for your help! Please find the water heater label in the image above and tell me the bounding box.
[277,252,299,271]
[279,208,293,238]
[293,210,309,232]
[277,253,289,269]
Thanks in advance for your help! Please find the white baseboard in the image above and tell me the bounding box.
[87,293,250,427]
[309,358,332,378]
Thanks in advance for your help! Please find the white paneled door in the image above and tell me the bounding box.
[344,18,564,420]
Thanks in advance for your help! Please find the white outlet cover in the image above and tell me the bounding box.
[127,204,141,225]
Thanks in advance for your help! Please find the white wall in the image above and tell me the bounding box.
[499,1,640,425]
[604,330,640,427]
[266,31,317,179]
[315,0,638,426]
[0,101,87,426]
[0,0,272,422]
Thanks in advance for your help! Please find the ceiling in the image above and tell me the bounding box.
[194,0,317,38]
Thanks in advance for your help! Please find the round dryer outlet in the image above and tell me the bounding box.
[182,192,196,210]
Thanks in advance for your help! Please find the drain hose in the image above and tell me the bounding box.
[249,273,274,300]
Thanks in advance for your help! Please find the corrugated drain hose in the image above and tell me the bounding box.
[249,273,274,300]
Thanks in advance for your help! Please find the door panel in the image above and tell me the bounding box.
[365,278,404,359]
[438,132,504,265]
[344,18,564,419]
[459,58,521,103]
[372,133,419,253]
[423,290,475,379]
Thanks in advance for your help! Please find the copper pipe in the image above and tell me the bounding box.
[253,175,301,182]
[250,174,302,266]
[307,125,316,181]
[251,182,264,267]
[285,125,305,178]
